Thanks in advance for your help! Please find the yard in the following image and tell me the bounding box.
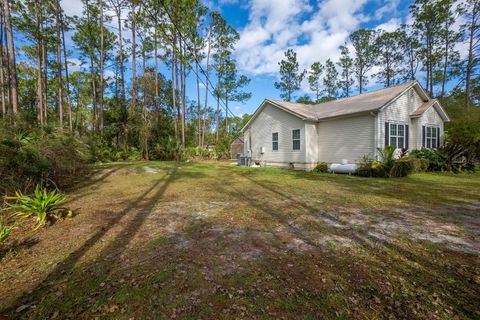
[1,161,479,319]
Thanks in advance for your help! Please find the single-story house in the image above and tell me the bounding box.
[242,80,450,170]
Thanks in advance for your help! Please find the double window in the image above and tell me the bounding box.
[389,122,406,149]
[292,129,300,150]
[425,126,438,148]
[272,132,278,151]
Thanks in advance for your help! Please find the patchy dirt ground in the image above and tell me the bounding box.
[1,161,479,319]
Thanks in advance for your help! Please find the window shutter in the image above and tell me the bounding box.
[405,125,409,150]
[437,127,440,148]
[385,122,389,146]
[422,126,425,148]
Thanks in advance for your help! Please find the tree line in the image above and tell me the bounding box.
[0,0,251,159]
[275,0,479,111]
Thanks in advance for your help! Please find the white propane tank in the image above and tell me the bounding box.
[330,159,357,174]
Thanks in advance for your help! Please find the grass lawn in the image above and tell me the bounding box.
[1,161,479,319]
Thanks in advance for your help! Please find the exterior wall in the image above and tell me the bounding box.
[243,102,312,169]
[376,87,428,157]
[416,105,445,147]
[317,114,375,164]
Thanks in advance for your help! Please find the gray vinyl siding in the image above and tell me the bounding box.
[417,106,445,147]
[244,102,307,164]
[376,88,424,154]
[376,87,445,152]
[317,114,375,164]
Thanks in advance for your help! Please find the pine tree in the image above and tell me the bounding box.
[323,59,339,99]
[349,28,378,93]
[274,49,306,102]
[307,62,323,103]
[337,44,354,97]
[374,30,405,87]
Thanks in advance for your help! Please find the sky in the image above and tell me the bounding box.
[56,0,462,117]
[212,0,414,115]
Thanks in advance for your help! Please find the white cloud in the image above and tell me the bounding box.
[375,18,402,32]
[234,0,371,76]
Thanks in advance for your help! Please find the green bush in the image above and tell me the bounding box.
[445,121,480,168]
[371,161,388,177]
[150,137,184,161]
[390,157,415,177]
[313,162,329,173]
[410,148,447,171]
[0,129,91,195]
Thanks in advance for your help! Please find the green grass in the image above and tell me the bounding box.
[1,161,479,319]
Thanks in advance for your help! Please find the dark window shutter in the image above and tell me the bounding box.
[422,126,426,148]
[437,127,440,148]
[405,125,409,150]
[385,122,389,146]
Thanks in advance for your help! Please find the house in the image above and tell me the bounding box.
[230,137,244,159]
[242,80,450,170]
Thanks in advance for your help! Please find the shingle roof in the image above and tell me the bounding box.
[410,99,437,117]
[268,80,420,121]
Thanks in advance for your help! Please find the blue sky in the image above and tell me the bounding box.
[57,0,464,117]
[198,0,415,116]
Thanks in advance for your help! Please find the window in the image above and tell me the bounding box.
[272,132,278,151]
[292,129,300,150]
[425,126,438,148]
[389,122,406,149]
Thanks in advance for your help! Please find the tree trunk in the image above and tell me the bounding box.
[215,95,220,143]
[171,46,177,139]
[0,9,6,117]
[201,32,212,147]
[180,40,185,147]
[174,37,180,140]
[42,17,48,122]
[115,4,126,111]
[196,61,201,146]
[131,0,137,112]
[142,41,148,160]
[99,0,105,131]
[154,34,159,117]
[3,0,17,113]
[61,11,73,131]
[465,3,478,112]
[55,0,63,128]
[35,0,44,125]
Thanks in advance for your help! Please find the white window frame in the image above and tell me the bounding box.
[389,121,406,149]
[425,125,439,149]
[292,129,300,151]
[272,132,278,151]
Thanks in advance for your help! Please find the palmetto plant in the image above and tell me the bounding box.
[377,145,396,172]
[5,185,69,230]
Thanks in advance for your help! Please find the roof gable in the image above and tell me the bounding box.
[410,99,450,122]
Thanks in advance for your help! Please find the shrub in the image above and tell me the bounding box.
[5,185,70,230]
[40,134,91,188]
[390,157,415,177]
[445,121,480,168]
[371,162,388,177]
[410,148,447,171]
[119,147,141,161]
[151,137,184,161]
[313,162,329,173]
